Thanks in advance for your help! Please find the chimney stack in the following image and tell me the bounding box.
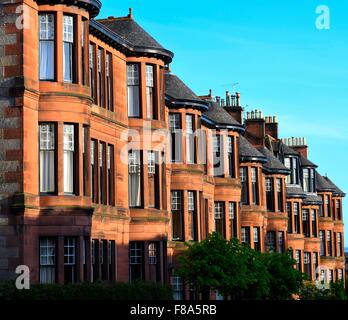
[244,108,266,147]
[265,115,278,139]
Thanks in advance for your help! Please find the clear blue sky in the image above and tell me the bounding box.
[99,0,348,246]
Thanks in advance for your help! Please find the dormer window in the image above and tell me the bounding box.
[284,157,298,184]
[302,168,315,192]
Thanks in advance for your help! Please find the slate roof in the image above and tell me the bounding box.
[303,193,323,205]
[273,141,298,156]
[203,101,243,128]
[286,185,307,198]
[164,73,207,107]
[316,172,335,192]
[238,136,266,163]
[299,155,317,168]
[323,176,346,197]
[98,17,165,51]
[257,146,290,174]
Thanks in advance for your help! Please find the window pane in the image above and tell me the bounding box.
[128,151,141,207]
[63,125,75,193]
[39,124,55,193]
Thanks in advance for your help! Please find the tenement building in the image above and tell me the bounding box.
[0,0,345,298]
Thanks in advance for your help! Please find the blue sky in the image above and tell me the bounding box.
[99,0,348,246]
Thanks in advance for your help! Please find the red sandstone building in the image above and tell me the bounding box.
[0,0,345,299]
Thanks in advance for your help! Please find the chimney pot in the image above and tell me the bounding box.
[209,89,212,98]
[231,95,236,107]
[226,91,230,106]
[236,92,240,106]
[129,8,133,18]
[221,99,225,107]
[273,116,277,123]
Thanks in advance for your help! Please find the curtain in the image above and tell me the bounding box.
[128,86,140,117]
[40,150,55,192]
[64,150,74,193]
[129,172,141,207]
[39,41,54,80]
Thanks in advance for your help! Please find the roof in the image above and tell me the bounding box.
[277,142,299,156]
[303,193,323,205]
[164,73,208,110]
[239,136,267,163]
[299,155,317,168]
[316,172,335,192]
[203,101,244,129]
[94,16,173,63]
[257,146,290,174]
[323,176,346,197]
[286,185,307,199]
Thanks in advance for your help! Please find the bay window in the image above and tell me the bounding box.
[188,191,197,241]
[40,237,56,284]
[251,167,259,205]
[148,151,159,209]
[302,209,310,237]
[39,123,56,193]
[63,124,75,194]
[240,167,248,205]
[186,114,195,164]
[311,209,318,237]
[265,177,274,212]
[128,151,142,207]
[171,191,183,241]
[169,113,182,163]
[63,15,74,83]
[127,63,140,117]
[213,135,223,177]
[39,13,55,80]
[146,64,156,119]
[320,231,326,256]
[276,178,283,212]
[214,202,225,238]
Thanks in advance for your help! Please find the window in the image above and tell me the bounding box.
[109,240,116,282]
[89,43,96,102]
[241,227,250,245]
[338,269,343,281]
[227,136,235,178]
[101,240,108,281]
[265,178,274,212]
[214,202,225,238]
[313,253,319,279]
[91,239,99,282]
[295,250,301,271]
[240,167,248,205]
[304,252,311,279]
[39,14,55,80]
[328,270,333,283]
[302,209,310,237]
[188,191,197,241]
[320,231,326,256]
[169,113,182,163]
[303,168,310,192]
[337,233,342,256]
[302,168,315,192]
[266,231,276,252]
[82,126,88,196]
[276,178,283,212]
[325,195,331,217]
[63,124,75,194]
[327,230,332,256]
[108,145,115,206]
[253,227,260,251]
[148,151,159,209]
[129,242,144,282]
[63,15,74,82]
[319,195,324,217]
[278,232,285,253]
[81,20,87,85]
[91,140,96,202]
[213,135,223,177]
[64,237,76,283]
[99,142,106,204]
[39,124,56,193]
[128,151,142,207]
[106,53,113,111]
[284,157,298,184]
[287,202,292,233]
[311,209,317,237]
[148,242,157,265]
[97,48,104,106]
[171,191,184,241]
[336,200,341,220]
[146,65,156,119]
[229,202,237,239]
[186,114,195,164]
[320,269,326,283]
[293,202,300,234]
[127,63,140,117]
[171,276,184,300]
[148,242,159,282]
[251,167,259,205]
[40,238,56,284]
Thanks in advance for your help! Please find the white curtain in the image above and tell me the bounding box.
[128,86,140,117]
[40,151,55,192]
[39,41,54,80]
[129,172,141,207]
[64,150,74,193]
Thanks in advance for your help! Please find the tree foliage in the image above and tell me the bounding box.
[176,232,304,300]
